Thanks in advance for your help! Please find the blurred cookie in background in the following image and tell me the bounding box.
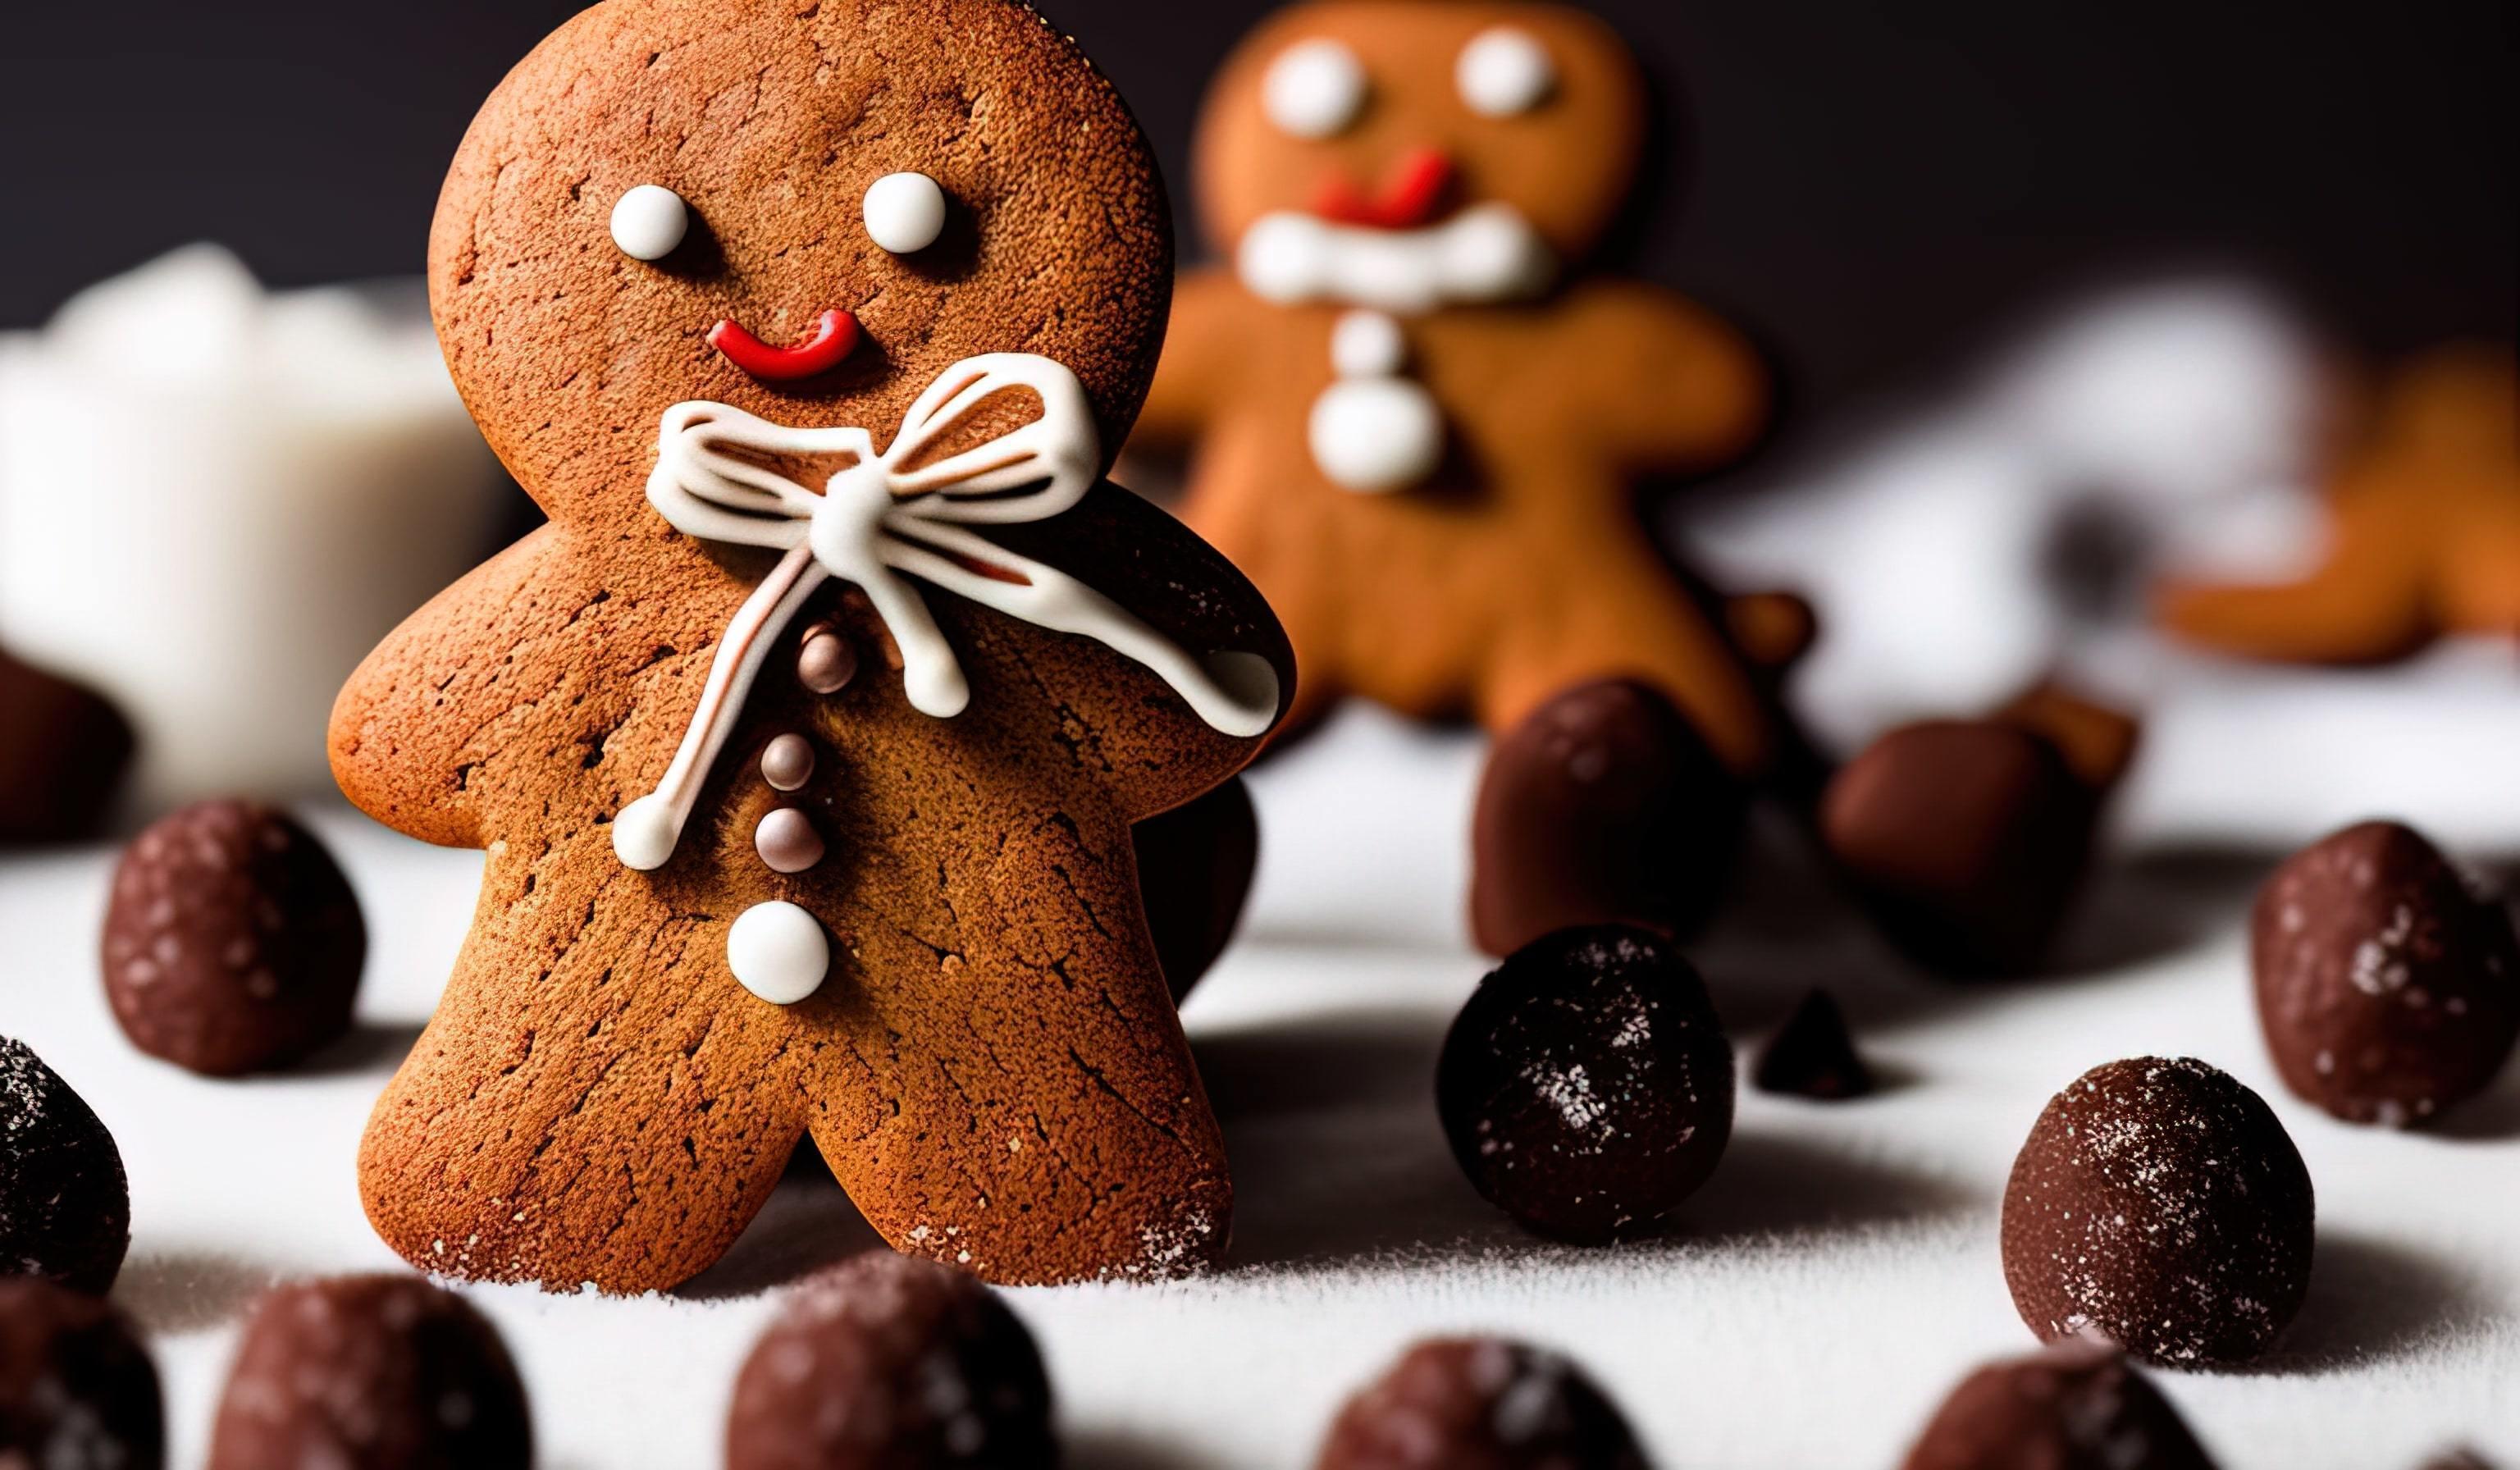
[0,644,130,844]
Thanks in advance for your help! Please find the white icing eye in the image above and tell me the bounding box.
[862,171,947,255]
[1263,39,1368,139]
[1456,27,1555,117]
[609,184,690,262]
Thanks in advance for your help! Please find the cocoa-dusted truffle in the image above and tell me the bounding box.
[0,646,134,845]
[2253,820,2520,1127]
[1437,924,1734,1242]
[1470,680,1746,957]
[0,1276,164,1468]
[206,1274,532,1470]
[1752,988,1874,1100]
[1899,1340,2216,1470]
[0,1037,130,1294]
[102,801,366,1075]
[1314,1336,1648,1470]
[727,1251,1056,1470]
[1133,775,1259,1004]
[2002,1057,2314,1367]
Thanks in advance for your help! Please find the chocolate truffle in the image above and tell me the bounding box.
[0,646,134,846]
[1752,988,1874,1100]
[1822,720,2099,976]
[1437,924,1734,1242]
[1471,680,1746,956]
[206,1274,532,1470]
[2002,1057,2314,1367]
[1313,1336,1648,1470]
[0,1276,165,1468]
[0,1038,130,1294]
[102,801,367,1075]
[1132,776,1259,1004]
[1899,1340,2216,1470]
[2253,820,2520,1127]
[726,1251,1057,1470]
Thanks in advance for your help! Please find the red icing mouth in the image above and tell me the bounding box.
[708,309,861,381]
[1311,148,1458,231]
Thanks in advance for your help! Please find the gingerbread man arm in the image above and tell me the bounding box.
[2154,481,2437,664]
[1559,279,1769,474]
[1130,270,1249,450]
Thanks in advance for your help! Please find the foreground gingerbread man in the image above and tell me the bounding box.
[331,0,1290,1290]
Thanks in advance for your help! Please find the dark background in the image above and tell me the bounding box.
[6,0,2510,418]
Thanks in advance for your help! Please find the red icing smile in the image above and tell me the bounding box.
[708,308,861,381]
[1311,148,1457,231]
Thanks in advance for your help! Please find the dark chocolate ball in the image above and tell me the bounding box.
[1751,988,1875,1101]
[1898,1340,2217,1470]
[0,1037,130,1294]
[2002,1057,2314,1367]
[726,1251,1057,1470]
[2253,820,2520,1127]
[1437,924,1734,1242]
[1313,1336,1648,1470]
[1133,775,1259,1005]
[0,1276,165,1468]
[0,646,133,845]
[206,1273,532,1470]
[1822,720,2099,976]
[102,801,366,1075]
[1470,679,1746,957]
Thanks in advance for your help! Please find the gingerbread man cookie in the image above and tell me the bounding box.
[331,0,1290,1290]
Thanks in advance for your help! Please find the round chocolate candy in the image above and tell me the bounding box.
[726,1251,1056,1470]
[1132,776,1259,1004]
[2253,820,2520,1127]
[1313,1336,1648,1470]
[0,645,134,845]
[1470,679,1746,956]
[1751,988,1875,1100]
[2002,1057,2314,1367]
[102,801,367,1075]
[1898,1340,2217,1470]
[0,1036,131,1294]
[0,1276,165,1468]
[206,1274,532,1470]
[1436,924,1734,1242]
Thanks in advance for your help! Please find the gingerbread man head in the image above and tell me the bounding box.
[333,0,1290,1291]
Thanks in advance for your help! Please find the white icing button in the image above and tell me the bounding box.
[611,793,679,871]
[1456,28,1555,117]
[755,808,826,874]
[1308,377,1445,492]
[609,185,689,262]
[862,172,947,254]
[1262,39,1368,139]
[760,733,815,792]
[1330,310,1407,379]
[727,901,827,1004]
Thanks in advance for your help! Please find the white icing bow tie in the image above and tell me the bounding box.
[612,352,1278,871]
[1236,203,1557,316]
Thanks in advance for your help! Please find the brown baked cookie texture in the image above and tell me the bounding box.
[330,0,1291,1293]
[1133,1,1783,771]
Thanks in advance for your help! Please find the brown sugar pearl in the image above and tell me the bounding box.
[1898,1340,2218,1470]
[755,809,826,874]
[2001,1057,2313,1367]
[798,627,859,694]
[0,1277,165,1468]
[2253,820,2520,1127]
[760,733,815,792]
[206,1274,532,1470]
[101,801,366,1075]
[1313,1336,1648,1470]
[0,1037,131,1294]
[726,1252,1056,1470]
[1436,924,1734,1242]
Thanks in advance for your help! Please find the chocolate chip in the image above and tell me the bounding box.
[102,801,366,1075]
[1132,776,1258,1004]
[726,1252,1056,1470]
[1437,924,1734,1242]
[1752,988,1874,1100]
[2001,1057,2313,1367]
[1897,1340,2217,1470]
[206,1274,532,1470]
[1313,1336,1648,1470]
[0,646,133,845]
[0,1037,130,1294]
[0,1276,164,1468]
[2253,820,2520,1127]
[1471,679,1746,956]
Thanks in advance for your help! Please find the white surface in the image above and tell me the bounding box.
[3,741,2516,1468]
